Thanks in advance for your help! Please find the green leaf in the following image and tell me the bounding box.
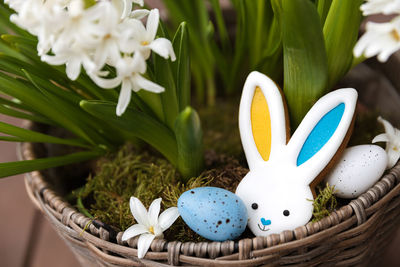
[80,100,178,166]
[154,23,179,130]
[316,0,333,25]
[0,72,109,147]
[0,96,36,113]
[0,104,55,125]
[281,0,328,128]
[323,0,363,88]
[21,70,117,146]
[0,136,26,142]
[0,150,103,178]
[228,0,248,93]
[172,22,191,111]
[209,0,230,51]
[0,121,90,148]
[0,54,83,104]
[162,0,216,105]
[137,90,165,122]
[174,107,204,181]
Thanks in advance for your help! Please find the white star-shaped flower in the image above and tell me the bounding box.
[89,52,165,116]
[372,116,400,169]
[354,17,400,62]
[360,0,400,16]
[121,8,176,61]
[122,197,180,259]
[41,45,95,80]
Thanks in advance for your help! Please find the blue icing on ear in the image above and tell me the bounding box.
[297,103,345,166]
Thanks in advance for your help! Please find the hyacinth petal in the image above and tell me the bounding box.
[121,224,149,241]
[121,0,133,19]
[149,38,176,61]
[372,133,390,144]
[387,148,400,169]
[126,18,147,41]
[90,74,121,89]
[41,54,68,66]
[94,44,108,68]
[130,9,150,19]
[130,197,149,226]
[378,116,396,136]
[134,74,165,93]
[378,44,400,62]
[66,58,81,80]
[148,198,162,226]
[147,9,160,41]
[131,52,147,74]
[137,234,155,259]
[158,207,180,231]
[134,0,144,6]
[117,80,132,116]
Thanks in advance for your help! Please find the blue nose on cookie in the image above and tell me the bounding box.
[261,218,271,226]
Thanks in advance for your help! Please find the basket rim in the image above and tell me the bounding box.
[19,121,400,265]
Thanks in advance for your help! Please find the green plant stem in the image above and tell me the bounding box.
[253,0,265,68]
[175,107,204,181]
[209,0,231,52]
[77,195,94,219]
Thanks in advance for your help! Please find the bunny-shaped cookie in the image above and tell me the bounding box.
[236,71,357,236]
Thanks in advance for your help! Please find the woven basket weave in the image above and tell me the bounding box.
[21,58,400,266]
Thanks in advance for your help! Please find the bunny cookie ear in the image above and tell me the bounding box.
[239,72,288,170]
[287,88,357,186]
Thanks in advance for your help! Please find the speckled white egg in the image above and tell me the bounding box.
[324,145,388,199]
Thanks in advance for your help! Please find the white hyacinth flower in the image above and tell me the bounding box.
[89,2,124,68]
[354,17,400,62]
[51,0,104,53]
[6,1,176,116]
[121,9,176,61]
[372,116,400,169]
[41,45,96,80]
[360,0,400,16]
[122,197,180,259]
[90,53,165,116]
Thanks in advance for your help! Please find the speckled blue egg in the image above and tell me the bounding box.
[178,187,248,241]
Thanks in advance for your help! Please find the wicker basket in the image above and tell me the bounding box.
[22,58,400,266]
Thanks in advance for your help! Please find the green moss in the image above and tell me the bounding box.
[75,144,212,240]
[311,183,338,222]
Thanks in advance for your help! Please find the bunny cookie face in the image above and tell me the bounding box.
[236,163,314,235]
[236,72,357,236]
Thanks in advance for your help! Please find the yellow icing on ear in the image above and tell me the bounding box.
[251,87,271,161]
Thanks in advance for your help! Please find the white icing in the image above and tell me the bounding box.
[236,71,358,236]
